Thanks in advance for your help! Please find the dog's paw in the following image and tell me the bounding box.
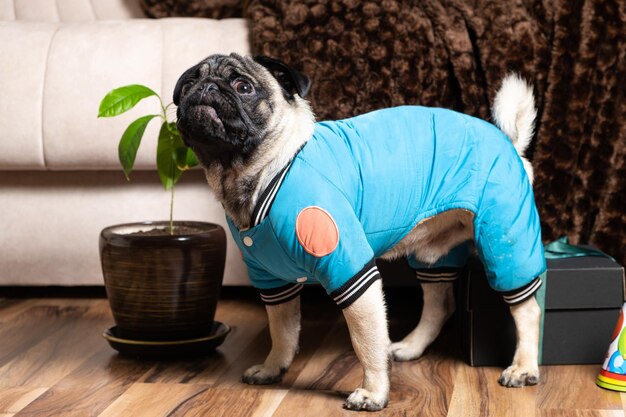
[498,365,539,387]
[390,341,423,362]
[241,364,285,385]
[344,388,388,411]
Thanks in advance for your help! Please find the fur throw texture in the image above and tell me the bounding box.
[247,0,626,266]
[140,0,245,19]
[145,0,626,265]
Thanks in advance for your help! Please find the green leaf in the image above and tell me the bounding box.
[118,115,158,180]
[175,147,200,171]
[98,85,158,118]
[186,148,199,168]
[157,121,185,189]
[174,146,189,170]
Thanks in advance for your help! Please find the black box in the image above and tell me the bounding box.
[459,254,625,366]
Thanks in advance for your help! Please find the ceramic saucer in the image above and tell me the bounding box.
[103,321,230,359]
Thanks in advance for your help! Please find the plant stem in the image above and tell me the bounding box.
[162,98,176,236]
[158,97,167,120]
[169,183,174,235]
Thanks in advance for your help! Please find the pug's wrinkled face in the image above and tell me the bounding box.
[174,53,311,167]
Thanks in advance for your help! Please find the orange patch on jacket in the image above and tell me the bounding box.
[295,207,339,257]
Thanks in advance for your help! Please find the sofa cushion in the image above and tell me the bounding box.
[0,170,250,286]
[0,17,249,171]
[0,22,56,169]
[0,0,145,22]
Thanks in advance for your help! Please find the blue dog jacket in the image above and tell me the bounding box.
[227,106,546,308]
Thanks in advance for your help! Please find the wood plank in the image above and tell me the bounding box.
[0,387,48,414]
[97,383,208,417]
[0,299,34,320]
[537,410,624,417]
[447,365,537,417]
[248,389,289,417]
[1,295,624,416]
[11,299,155,417]
[0,303,91,367]
[166,387,289,417]
[15,348,157,417]
[387,350,458,416]
[538,365,624,411]
[0,300,112,388]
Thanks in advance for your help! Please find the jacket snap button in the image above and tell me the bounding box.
[243,236,253,247]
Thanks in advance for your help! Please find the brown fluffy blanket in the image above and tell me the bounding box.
[142,0,626,265]
[140,0,245,19]
[248,0,626,266]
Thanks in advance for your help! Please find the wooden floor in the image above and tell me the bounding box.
[0,288,624,417]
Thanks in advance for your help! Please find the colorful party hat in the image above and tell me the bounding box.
[597,303,626,392]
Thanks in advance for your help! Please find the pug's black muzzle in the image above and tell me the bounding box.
[176,85,258,166]
[176,87,230,145]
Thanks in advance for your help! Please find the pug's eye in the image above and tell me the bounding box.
[181,81,195,97]
[233,79,254,95]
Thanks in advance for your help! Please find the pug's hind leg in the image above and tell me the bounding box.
[499,296,541,387]
[242,296,301,385]
[390,281,455,361]
[342,280,391,411]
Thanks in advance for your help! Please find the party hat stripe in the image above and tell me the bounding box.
[598,374,626,385]
[599,369,626,382]
[596,378,626,392]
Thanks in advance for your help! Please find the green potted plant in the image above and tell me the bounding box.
[97,85,229,357]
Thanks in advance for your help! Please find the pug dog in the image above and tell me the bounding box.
[174,53,545,411]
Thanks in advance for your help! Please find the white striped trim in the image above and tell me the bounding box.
[416,270,459,282]
[415,270,459,278]
[502,278,543,305]
[259,284,303,304]
[253,162,293,226]
[417,275,459,282]
[333,266,378,305]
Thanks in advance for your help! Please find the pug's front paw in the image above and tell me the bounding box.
[344,388,388,411]
[241,364,285,385]
[498,364,539,387]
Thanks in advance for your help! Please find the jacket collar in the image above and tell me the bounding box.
[249,159,295,227]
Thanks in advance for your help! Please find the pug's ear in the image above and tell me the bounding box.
[173,64,200,106]
[254,55,311,99]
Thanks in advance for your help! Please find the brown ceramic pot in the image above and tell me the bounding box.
[100,221,226,341]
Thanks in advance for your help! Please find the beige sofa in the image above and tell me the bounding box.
[0,0,251,286]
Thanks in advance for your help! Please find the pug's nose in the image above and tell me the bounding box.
[201,82,219,93]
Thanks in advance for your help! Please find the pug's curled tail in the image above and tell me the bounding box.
[492,73,536,182]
